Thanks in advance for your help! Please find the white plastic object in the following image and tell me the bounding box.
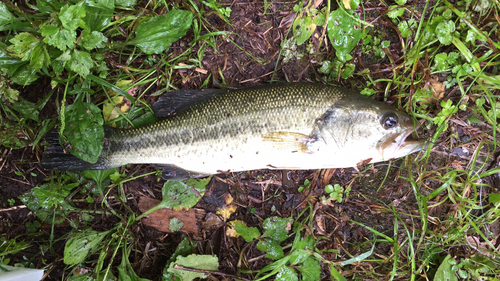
[0,265,44,281]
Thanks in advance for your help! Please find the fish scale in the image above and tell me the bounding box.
[42,83,423,178]
[102,84,343,165]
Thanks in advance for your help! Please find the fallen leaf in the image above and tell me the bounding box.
[429,75,445,100]
[217,203,237,220]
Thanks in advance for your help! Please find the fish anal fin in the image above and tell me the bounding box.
[261,132,314,153]
[154,164,209,181]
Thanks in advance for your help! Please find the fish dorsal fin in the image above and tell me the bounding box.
[261,132,315,153]
[153,88,227,118]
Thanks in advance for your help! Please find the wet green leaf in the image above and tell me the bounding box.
[82,169,116,192]
[116,0,136,7]
[64,228,110,265]
[118,243,149,281]
[454,63,473,76]
[288,249,311,265]
[398,21,411,38]
[59,2,86,31]
[0,122,29,149]
[436,20,455,45]
[466,115,482,123]
[26,221,41,233]
[0,47,22,69]
[434,254,458,281]
[340,63,355,79]
[162,237,197,281]
[292,234,315,251]
[7,32,41,61]
[293,16,316,45]
[233,220,261,241]
[472,0,491,14]
[276,266,298,281]
[434,53,449,71]
[56,49,71,62]
[297,257,321,281]
[0,86,19,103]
[29,43,50,70]
[327,9,362,62]
[324,183,344,203]
[330,265,347,281]
[34,0,63,14]
[167,254,218,281]
[360,88,377,96]
[0,3,15,25]
[443,8,453,20]
[387,6,405,18]
[41,25,76,51]
[201,0,231,23]
[343,0,361,9]
[19,181,80,223]
[68,49,94,77]
[9,97,40,121]
[312,12,326,26]
[80,30,108,50]
[341,243,375,265]
[263,217,291,242]
[465,29,476,43]
[159,179,208,210]
[131,10,193,54]
[84,0,114,32]
[9,63,39,85]
[318,60,332,74]
[81,169,115,186]
[0,237,29,260]
[257,238,284,260]
[169,217,184,232]
[109,170,122,182]
[489,193,500,204]
[61,100,104,163]
[434,99,458,125]
[186,177,210,192]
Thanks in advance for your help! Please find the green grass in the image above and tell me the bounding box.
[1,0,500,280]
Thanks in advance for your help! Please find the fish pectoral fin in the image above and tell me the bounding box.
[154,164,209,181]
[153,88,227,118]
[262,132,314,153]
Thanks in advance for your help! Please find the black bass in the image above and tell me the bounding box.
[42,83,423,179]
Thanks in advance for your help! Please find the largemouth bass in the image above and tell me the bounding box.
[42,83,423,179]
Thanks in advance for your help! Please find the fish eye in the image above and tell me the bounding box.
[380,112,399,129]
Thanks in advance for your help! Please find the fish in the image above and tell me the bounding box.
[41,83,424,179]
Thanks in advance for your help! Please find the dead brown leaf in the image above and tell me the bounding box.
[137,197,206,238]
[429,75,445,100]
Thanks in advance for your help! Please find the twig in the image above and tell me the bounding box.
[0,205,27,212]
[173,264,252,281]
[0,148,9,172]
[0,175,33,186]
[247,254,266,263]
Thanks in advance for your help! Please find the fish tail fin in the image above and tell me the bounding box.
[41,129,108,171]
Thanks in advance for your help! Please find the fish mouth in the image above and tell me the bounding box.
[378,127,425,159]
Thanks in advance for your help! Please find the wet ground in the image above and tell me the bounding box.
[1,0,499,280]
